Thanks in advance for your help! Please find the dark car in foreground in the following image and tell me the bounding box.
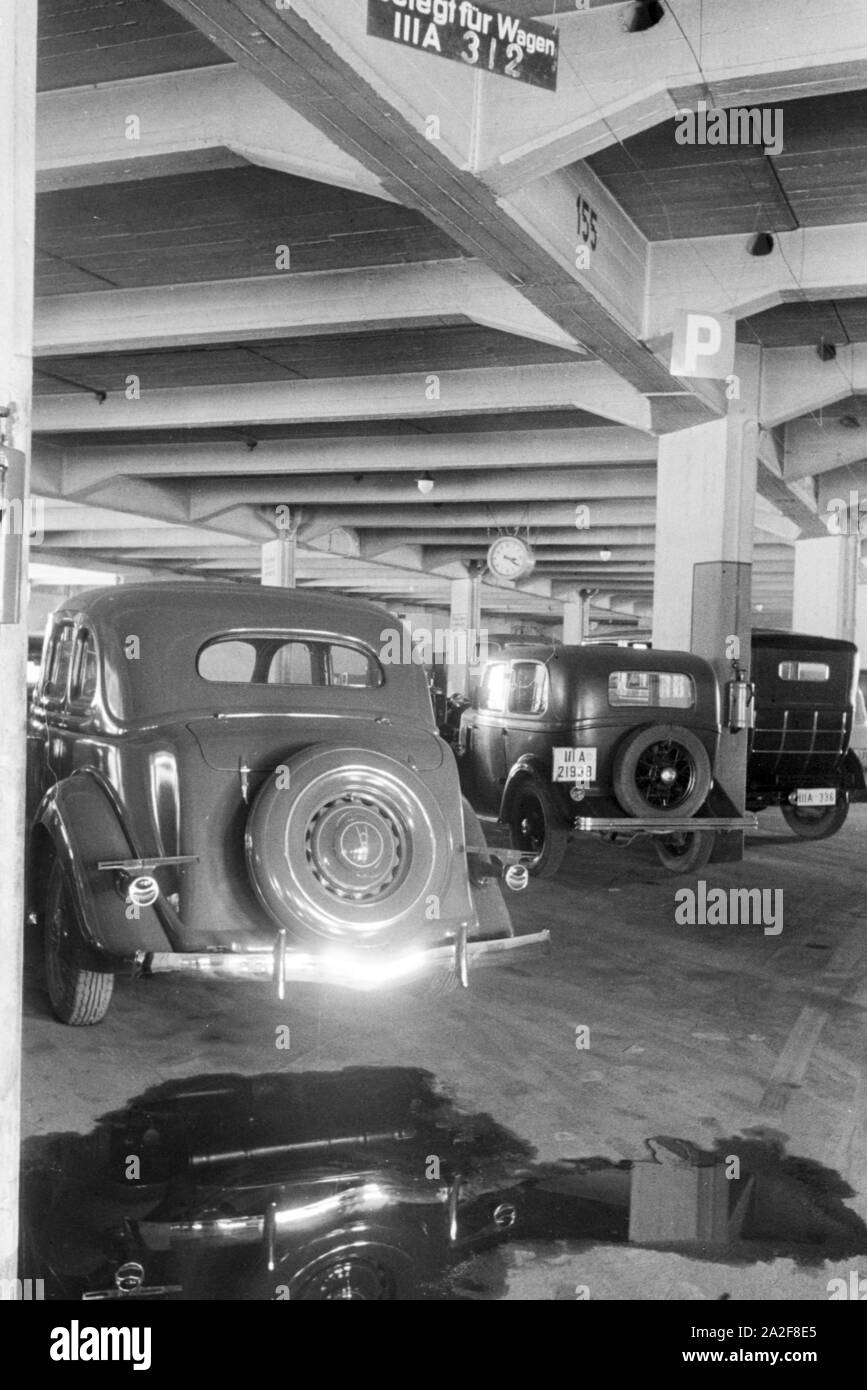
[749,630,867,838]
[26,583,546,1025]
[21,1069,532,1302]
[456,643,736,875]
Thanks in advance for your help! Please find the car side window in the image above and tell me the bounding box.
[508,661,549,716]
[479,663,507,713]
[198,640,258,683]
[608,670,695,709]
[69,630,98,706]
[778,661,830,682]
[43,623,76,702]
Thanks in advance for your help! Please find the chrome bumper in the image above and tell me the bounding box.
[134,927,551,995]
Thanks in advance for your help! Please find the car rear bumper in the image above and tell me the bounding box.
[133,926,551,994]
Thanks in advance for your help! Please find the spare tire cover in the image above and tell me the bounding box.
[246,743,451,947]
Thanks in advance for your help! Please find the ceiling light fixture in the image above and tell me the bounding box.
[748,232,775,257]
[625,1,665,33]
[417,473,435,496]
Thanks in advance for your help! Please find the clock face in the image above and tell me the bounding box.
[487,536,534,580]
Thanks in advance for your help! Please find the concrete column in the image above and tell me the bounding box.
[0,0,37,1298]
[562,590,589,644]
[261,535,296,588]
[449,572,482,697]
[652,346,760,859]
[792,535,859,642]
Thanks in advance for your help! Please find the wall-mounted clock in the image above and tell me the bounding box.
[486,534,536,581]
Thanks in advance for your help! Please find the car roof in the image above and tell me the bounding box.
[752,629,858,655]
[484,642,713,675]
[53,581,397,647]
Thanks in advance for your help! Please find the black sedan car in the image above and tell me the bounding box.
[26,583,546,1024]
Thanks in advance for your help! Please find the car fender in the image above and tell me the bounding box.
[32,770,173,963]
[499,753,556,822]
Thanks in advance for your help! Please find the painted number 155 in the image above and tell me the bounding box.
[576,195,598,250]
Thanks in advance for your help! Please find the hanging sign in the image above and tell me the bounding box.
[367,0,559,92]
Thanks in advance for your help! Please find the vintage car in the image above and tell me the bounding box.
[26,583,547,1025]
[21,1068,531,1302]
[748,630,867,838]
[456,643,730,876]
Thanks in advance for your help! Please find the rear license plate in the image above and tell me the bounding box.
[553,747,596,783]
[795,788,836,807]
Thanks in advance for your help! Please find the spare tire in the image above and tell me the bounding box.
[612,724,712,819]
[245,744,450,949]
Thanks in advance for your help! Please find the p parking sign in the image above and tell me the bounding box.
[670,311,736,381]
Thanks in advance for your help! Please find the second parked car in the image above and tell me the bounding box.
[456,643,724,875]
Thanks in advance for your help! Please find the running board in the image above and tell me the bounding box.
[575,815,758,835]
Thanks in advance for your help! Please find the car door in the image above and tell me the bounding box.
[461,662,509,810]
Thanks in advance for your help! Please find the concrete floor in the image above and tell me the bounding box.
[22,807,867,1300]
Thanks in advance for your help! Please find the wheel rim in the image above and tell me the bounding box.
[299,1258,394,1301]
[306,794,408,902]
[634,740,696,810]
[514,795,546,855]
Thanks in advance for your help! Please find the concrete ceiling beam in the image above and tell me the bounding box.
[762,344,867,429]
[186,464,657,519]
[298,501,657,533]
[36,64,394,201]
[783,416,867,482]
[35,261,583,356]
[34,362,650,434]
[647,225,867,342]
[162,0,721,416]
[52,429,656,495]
[474,0,867,185]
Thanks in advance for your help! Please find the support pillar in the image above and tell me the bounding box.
[261,534,297,588]
[562,590,589,644]
[792,535,859,642]
[449,570,482,698]
[0,0,37,1298]
[652,346,760,860]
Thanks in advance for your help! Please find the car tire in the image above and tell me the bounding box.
[246,1242,415,1301]
[507,780,569,878]
[246,743,449,949]
[43,861,114,1026]
[653,829,716,873]
[612,724,712,819]
[781,796,849,840]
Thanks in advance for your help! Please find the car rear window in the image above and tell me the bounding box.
[608,670,695,709]
[479,663,507,712]
[778,661,830,682]
[508,661,549,716]
[197,636,383,689]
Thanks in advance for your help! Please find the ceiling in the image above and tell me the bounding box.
[588,92,867,239]
[28,0,867,634]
